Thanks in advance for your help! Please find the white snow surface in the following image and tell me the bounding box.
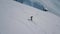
[0,0,60,34]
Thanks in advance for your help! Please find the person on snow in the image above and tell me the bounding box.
[28,16,33,21]
[30,16,33,21]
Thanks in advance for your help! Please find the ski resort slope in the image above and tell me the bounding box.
[0,0,60,34]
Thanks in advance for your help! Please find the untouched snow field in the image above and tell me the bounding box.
[0,0,60,34]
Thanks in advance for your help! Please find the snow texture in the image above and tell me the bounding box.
[0,0,60,34]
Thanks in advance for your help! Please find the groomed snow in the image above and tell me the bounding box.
[0,0,60,34]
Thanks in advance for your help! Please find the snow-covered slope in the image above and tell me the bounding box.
[15,0,48,11]
[0,0,60,34]
[39,0,60,16]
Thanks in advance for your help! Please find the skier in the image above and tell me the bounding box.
[28,16,33,21]
[28,16,36,24]
[30,16,33,21]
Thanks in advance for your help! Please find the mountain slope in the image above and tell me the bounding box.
[0,0,60,34]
